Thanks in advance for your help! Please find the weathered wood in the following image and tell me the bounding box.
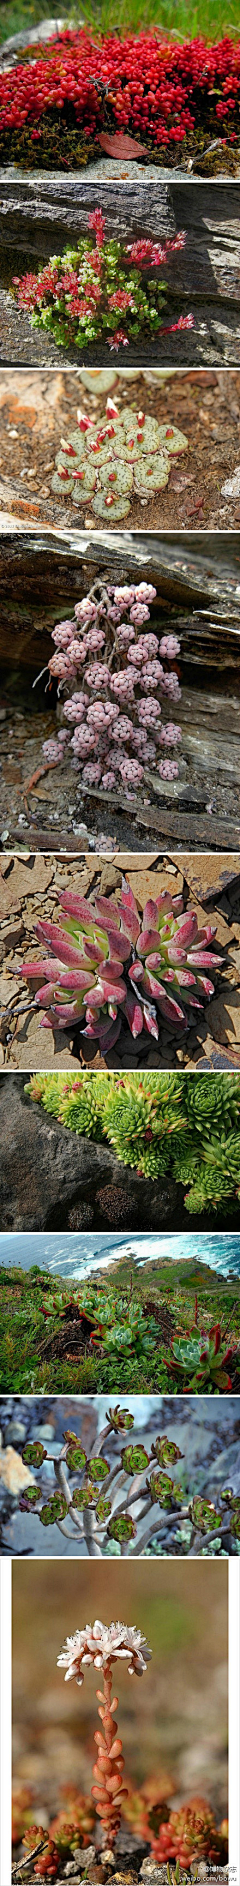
[0,527,239,601]
[78,783,240,847]
[0,172,239,282]
[180,686,240,735]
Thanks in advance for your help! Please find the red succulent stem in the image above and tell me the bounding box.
[91,1664,127,1847]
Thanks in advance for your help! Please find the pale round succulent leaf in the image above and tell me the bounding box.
[92,493,131,519]
[99,461,133,495]
[52,471,74,495]
[70,465,98,505]
[134,454,169,494]
[156,424,189,454]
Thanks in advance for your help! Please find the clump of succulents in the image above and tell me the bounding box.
[40,571,184,804]
[14,209,193,354]
[13,1774,228,1881]
[25,1069,240,1216]
[51,394,188,518]
[19,878,222,1050]
[17,1408,240,1550]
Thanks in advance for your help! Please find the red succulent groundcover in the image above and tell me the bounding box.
[0,30,239,156]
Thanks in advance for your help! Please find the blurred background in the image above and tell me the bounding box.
[13,1558,228,1823]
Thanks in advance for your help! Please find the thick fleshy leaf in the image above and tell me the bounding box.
[92,895,121,926]
[193,924,217,944]
[128,960,144,984]
[141,898,159,929]
[196,974,215,997]
[144,951,163,971]
[35,921,86,967]
[119,910,139,946]
[42,968,95,991]
[172,910,198,941]
[172,968,196,987]
[142,970,165,1000]
[124,990,143,1037]
[142,1003,159,1039]
[120,881,139,920]
[187,951,222,968]
[35,983,56,1007]
[157,991,188,1027]
[83,979,126,1007]
[155,891,178,915]
[136,928,163,958]
[98,959,125,982]
[60,891,97,924]
[19,958,64,981]
[107,927,131,961]
[167,941,195,966]
[83,937,106,963]
[41,1001,79,1025]
[187,995,203,1009]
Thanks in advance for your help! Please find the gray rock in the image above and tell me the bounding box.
[4,1419,26,1443]
[0,18,79,65]
[0,1075,180,1232]
[72,1852,96,1868]
[31,1423,55,1442]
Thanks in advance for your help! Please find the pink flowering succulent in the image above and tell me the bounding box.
[14,209,194,355]
[41,576,183,804]
[20,879,223,1051]
[58,1619,151,1848]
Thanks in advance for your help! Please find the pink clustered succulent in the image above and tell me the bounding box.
[42,572,182,800]
[20,879,222,1050]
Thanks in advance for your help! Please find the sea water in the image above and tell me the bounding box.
[0,1231,239,1280]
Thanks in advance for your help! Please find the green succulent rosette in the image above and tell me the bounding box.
[191,1497,221,1533]
[152,1437,183,1466]
[40,1495,69,1526]
[87,1456,110,1483]
[108,1406,134,1432]
[121,1444,149,1475]
[107,1512,137,1543]
[22,1442,47,1467]
[65,1443,87,1473]
[95,1496,112,1522]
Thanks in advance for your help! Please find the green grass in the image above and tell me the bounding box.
[0,0,239,49]
[0,1258,239,1395]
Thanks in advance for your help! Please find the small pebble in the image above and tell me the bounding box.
[86,1867,107,1883]
[5,1420,26,1443]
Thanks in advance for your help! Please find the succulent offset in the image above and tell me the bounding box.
[20,879,222,1049]
[41,572,183,797]
[52,399,188,520]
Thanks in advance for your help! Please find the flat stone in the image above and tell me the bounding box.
[125,865,183,909]
[203,988,240,1048]
[0,856,54,913]
[179,855,240,903]
[11,1012,82,1073]
[0,19,72,63]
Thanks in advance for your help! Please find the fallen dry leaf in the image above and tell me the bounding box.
[98,131,148,158]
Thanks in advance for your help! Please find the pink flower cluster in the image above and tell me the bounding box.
[44,580,182,801]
